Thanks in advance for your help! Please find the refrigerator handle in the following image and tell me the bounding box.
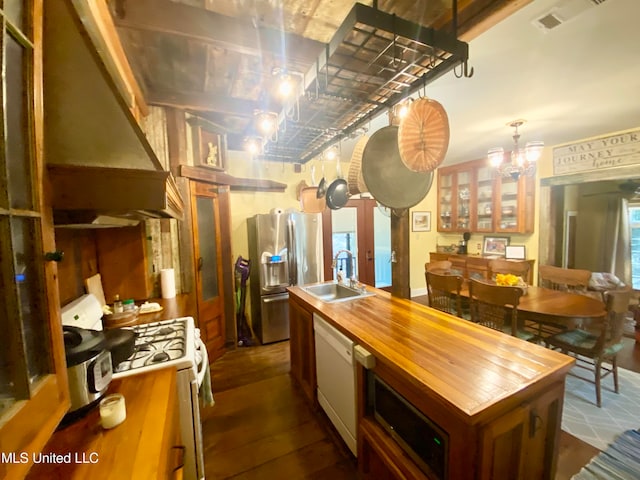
[287,217,297,285]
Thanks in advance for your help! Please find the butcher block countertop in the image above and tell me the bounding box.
[288,283,575,424]
[27,367,180,479]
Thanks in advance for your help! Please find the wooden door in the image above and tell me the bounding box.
[322,198,392,290]
[190,181,225,361]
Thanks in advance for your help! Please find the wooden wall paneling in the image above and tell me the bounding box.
[141,106,170,169]
[169,218,182,294]
[176,176,195,294]
[217,185,236,347]
[146,219,163,298]
[165,107,188,174]
[95,224,152,301]
[54,229,99,305]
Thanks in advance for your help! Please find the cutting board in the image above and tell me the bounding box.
[84,273,106,306]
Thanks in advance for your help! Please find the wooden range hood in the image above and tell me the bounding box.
[47,164,184,228]
[43,0,184,226]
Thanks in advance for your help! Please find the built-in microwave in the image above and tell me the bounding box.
[367,371,449,479]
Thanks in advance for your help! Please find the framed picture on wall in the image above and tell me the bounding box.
[188,117,227,171]
[412,211,431,232]
[482,236,510,256]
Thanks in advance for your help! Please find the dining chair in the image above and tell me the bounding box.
[425,260,453,274]
[488,259,530,282]
[538,265,591,294]
[447,256,466,277]
[544,288,632,407]
[468,279,536,342]
[425,271,464,318]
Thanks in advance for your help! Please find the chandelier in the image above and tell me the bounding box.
[488,120,543,180]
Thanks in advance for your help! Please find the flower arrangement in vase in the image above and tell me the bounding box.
[495,273,528,294]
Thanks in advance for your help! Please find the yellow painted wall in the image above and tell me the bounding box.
[217,124,638,298]
[224,150,325,263]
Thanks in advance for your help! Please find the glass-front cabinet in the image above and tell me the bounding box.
[438,170,454,231]
[437,159,535,234]
[1,1,69,478]
[475,165,495,233]
[437,166,474,232]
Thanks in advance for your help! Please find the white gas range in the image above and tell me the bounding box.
[62,295,208,480]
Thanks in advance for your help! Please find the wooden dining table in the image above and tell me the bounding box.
[460,283,607,336]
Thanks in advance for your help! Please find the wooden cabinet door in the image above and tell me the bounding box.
[289,297,315,404]
[0,2,71,478]
[190,181,226,361]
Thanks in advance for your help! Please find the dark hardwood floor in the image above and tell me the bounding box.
[201,298,640,479]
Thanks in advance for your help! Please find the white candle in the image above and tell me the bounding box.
[99,394,126,429]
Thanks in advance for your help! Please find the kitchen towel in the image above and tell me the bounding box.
[160,268,176,299]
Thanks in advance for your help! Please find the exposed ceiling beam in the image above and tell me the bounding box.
[145,89,261,116]
[112,0,323,68]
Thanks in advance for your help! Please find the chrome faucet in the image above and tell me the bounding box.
[332,249,355,286]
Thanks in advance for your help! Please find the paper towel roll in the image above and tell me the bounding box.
[160,268,176,299]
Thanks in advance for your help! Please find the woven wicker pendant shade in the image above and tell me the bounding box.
[397,97,450,172]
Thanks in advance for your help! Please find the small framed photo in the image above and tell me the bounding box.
[412,211,431,232]
[482,236,510,256]
[505,245,526,260]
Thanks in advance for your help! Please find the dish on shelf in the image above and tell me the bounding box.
[501,206,515,216]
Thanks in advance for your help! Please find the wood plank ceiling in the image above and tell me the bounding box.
[109,0,528,163]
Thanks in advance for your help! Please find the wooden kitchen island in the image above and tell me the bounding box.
[288,283,575,480]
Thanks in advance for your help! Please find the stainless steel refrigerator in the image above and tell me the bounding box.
[247,212,324,344]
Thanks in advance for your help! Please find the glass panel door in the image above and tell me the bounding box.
[323,198,390,289]
[373,205,391,288]
[456,170,471,231]
[331,207,358,279]
[497,177,519,231]
[196,196,219,300]
[476,166,495,232]
[438,172,453,231]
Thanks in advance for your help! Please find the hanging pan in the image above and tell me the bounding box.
[325,154,349,210]
[361,125,434,210]
[316,157,327,198]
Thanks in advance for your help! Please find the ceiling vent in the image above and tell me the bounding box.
[532,0,607,32]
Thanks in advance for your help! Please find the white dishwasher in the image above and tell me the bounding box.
[313,313,357,456]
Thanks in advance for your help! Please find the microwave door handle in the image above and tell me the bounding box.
[287,218,297,285]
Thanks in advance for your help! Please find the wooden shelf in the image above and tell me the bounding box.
[180,165,286,192]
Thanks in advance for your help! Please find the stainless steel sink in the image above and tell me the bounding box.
[302,282,374,303]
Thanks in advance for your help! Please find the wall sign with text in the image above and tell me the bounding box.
[553,128,640,175]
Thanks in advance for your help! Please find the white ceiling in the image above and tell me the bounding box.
[357,0,640,167]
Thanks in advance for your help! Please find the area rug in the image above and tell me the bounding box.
[562,366,640,451]
[571,429,640,479]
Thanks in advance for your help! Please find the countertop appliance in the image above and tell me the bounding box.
[247,211,323,344]
[313,313,357,456]
[368,372,449,479]
[60,295,208,480]
[62,326,112,417]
